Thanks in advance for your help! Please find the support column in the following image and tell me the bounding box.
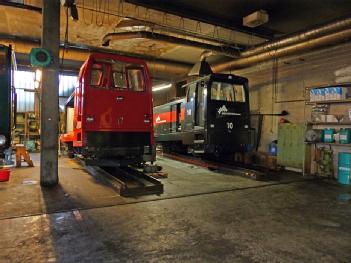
[40,1,60,186]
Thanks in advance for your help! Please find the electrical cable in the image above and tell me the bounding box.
[60,5,69,73]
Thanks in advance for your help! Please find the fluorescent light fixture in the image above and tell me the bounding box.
[152,83,172,92]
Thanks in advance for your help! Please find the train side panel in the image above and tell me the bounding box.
[154,99,195,145]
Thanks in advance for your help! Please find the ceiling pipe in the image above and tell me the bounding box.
[213,27,351,72]
[0,37,191,76]
[200,50,214,61]
[102,31,240,58]
[115,18,243,49]
[241,17,351,58]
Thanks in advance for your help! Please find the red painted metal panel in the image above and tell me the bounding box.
[62,53,154,147]
[153,108,185,126]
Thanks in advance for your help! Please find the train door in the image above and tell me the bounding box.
[183,82,196,131]
[170,104,177,132]
[195,81,207,129]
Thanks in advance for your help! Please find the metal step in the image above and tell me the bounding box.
[194,139,205,144]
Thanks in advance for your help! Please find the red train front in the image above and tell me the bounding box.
[61,53,155,166]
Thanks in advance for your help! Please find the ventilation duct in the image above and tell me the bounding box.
[213,25,351,72]
[188,51,213,76]
[102,31,240,58]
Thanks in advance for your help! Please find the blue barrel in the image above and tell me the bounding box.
[339,128,351,144]
[338,152,351,185]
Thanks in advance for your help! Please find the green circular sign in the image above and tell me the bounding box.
[29,48,53,67]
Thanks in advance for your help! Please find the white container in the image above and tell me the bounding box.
[341,87,348,99]
[335,87,342,100]
[326,114,338,122]
[310,89,315,102]
[316,89,321,101]
[325,88,330,100]
[321,88,326,101]
[331,87,337,100]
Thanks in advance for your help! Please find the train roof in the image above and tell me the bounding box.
[181,73,248,88]
[154,97,185,109]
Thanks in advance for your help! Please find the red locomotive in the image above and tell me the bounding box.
[61,53,155,166]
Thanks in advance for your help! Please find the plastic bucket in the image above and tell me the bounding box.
[323,128,335,143]
[338,153,351,185]
[0,169,10,182]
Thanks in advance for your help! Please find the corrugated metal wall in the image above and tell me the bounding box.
[14,70,77,112]
[14,71,35,112]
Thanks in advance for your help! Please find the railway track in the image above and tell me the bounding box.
[81,160,164,197]
[161,152,274,181]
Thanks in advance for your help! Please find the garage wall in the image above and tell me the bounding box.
[237,42,351,152]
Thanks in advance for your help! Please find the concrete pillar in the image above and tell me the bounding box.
[40,0,60,186]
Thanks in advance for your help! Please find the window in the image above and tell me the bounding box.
[59,75,78,97]
[210,82,246,102]
[14,71,35,112]
[112,61,127,89]
[234,85,245,102]
[186,83,196,102]
[90,64,104,86]
[112,72,126,89]
[127,68,145,91]
[89,60,146,91]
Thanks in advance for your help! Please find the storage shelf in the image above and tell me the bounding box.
[306,98,351,105]
[305,142,351,146]
[307,122,351,125]
[305,83,351,89]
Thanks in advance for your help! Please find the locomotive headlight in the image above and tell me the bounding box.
[0,135,6,146]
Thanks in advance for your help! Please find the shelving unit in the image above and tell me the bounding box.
[306,122,351,125]
[309,98,351,105]
[305,142,351,147]
[14,112,40,151]
[304,83,351,178]
[305,82,351,105]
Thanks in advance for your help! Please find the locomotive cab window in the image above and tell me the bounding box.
[90,63,107,87]
[112,71,126,89]
[90,64,102,86]
[112,62,127,89]
[234,85,245,102]
[127,68,145,91]
[210,82,246,102]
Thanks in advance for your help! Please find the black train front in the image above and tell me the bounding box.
[153,73,255,158]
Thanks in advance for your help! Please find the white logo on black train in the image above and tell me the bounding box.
[218,105,228,115]
[218,105,241,116]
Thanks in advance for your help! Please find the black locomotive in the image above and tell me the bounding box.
[153,73,255,157]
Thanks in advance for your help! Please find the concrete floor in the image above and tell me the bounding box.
[0,154,350,262]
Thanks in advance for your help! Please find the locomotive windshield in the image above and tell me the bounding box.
[89,59,146,91]
[210,82,246,102]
